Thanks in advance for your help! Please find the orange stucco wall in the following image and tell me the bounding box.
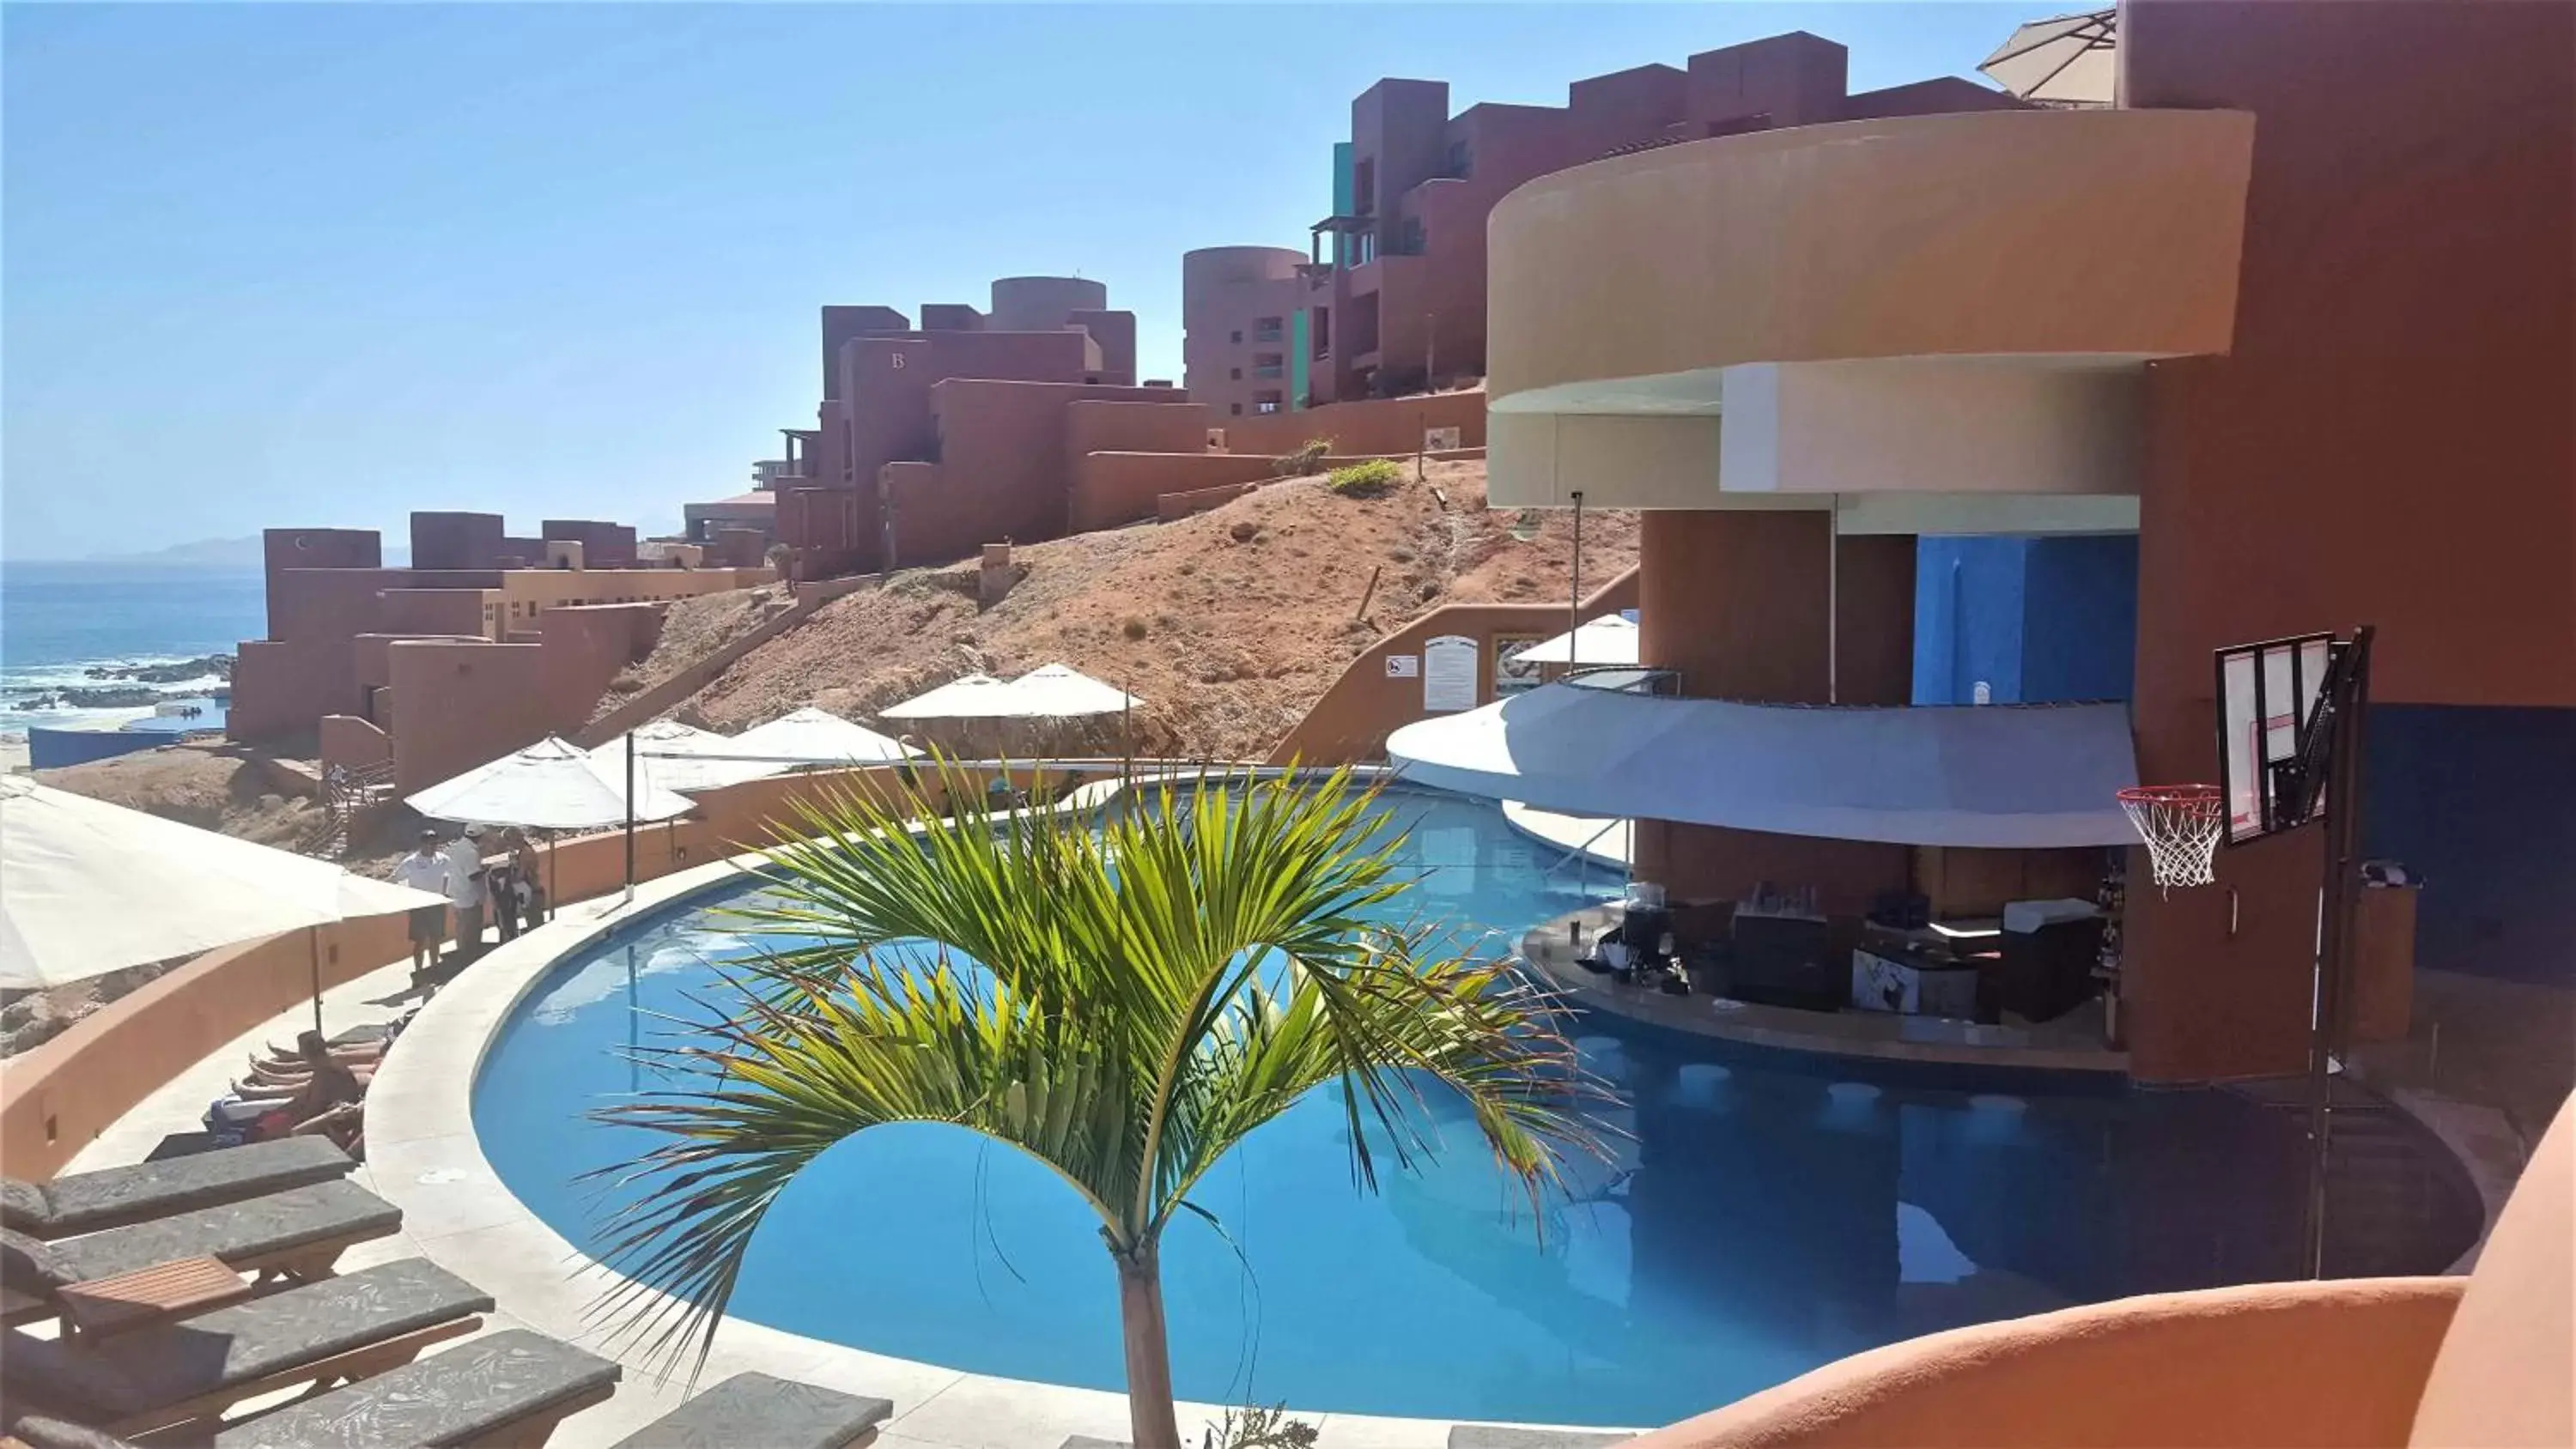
[1629,1276,2461,1449]
[0,763,1026,1180]
[1218,389,1488,458]
[1069,453,1282,533]
[1632,512,1916,908]
[2119,0,2576,1083]
[1267,568,1639,765]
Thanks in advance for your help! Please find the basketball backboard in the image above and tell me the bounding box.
[2215,633,2336,844]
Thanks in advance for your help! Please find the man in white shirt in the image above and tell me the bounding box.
[392,829,450,989]
[440,827,488,964]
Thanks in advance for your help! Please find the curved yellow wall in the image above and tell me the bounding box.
[1486,108,2254,407]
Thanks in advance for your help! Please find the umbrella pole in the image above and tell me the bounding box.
[307,925,325,1036]
[544,829,557,925]
[623,733,636,906]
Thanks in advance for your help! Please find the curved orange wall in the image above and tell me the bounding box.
[1630,1277,2460,1449]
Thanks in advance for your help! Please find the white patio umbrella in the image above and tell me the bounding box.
[407,736,696,903]
[1979,7,2117,106]
[0,777,447,1029]
[586,719,783,793]
[1512,615,1640,667]
[407,736,694,830]
[1005,664,1141,718]
[726,707,919,767]
[878,673,1018,721]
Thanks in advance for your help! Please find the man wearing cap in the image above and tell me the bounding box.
[440,826,489,965]
[393,828,450,989]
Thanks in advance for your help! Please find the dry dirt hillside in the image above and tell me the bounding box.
[672,458,1638,761]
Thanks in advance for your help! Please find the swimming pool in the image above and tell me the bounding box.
[472,787,2479,1428]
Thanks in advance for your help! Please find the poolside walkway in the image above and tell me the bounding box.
[54,882,1590,1449]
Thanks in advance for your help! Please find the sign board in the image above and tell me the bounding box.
[1422,634,1479,712]
[1425,426,1463,452]
[1384,654,1419,679]
[1492,634,1547,697]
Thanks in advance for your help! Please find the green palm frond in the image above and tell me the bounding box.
[586,757,1607,1380]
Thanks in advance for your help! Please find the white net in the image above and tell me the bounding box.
[2118,785,2226,891]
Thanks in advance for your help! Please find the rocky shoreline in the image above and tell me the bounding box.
[10,654,234,712]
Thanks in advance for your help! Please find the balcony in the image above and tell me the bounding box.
[1483,108,2255,512]
[1252,363,1285,379]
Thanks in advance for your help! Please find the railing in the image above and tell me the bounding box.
[1253,364,1285,379]
[315,760,397,858]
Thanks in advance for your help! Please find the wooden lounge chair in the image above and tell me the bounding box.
[606,1371,894,1448]
[3,1179,402,1320]
[5,1327,621,1449]
[0,1140,357,1239]
[0,1258,491,1440]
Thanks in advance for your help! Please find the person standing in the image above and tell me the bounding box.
[393,829,449,991]
[441,827,488,964]
[507,828,546,932]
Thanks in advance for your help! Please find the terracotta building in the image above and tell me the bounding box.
[1181,246,1309,419]
[1382,0,2572,1084]
[1242,31,2023,408]
[230,512,770,791]
[777,276,1142,577]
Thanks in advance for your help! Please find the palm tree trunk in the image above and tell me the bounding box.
[1111,1234,1183,1449]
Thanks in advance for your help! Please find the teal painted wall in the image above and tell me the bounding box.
[1331,142,1354,266]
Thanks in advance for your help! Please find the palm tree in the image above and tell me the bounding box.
[587,762,1601,1449]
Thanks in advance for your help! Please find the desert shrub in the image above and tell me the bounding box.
[1274,438,1334,476]
[1327,458,1404,496]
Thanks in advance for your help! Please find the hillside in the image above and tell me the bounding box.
[670,458,1637,761]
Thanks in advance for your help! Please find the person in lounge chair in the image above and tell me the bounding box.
[393,829,449,990]
[207,1032,364,1153]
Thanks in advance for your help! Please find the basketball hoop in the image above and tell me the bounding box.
[2118,784,2226,891]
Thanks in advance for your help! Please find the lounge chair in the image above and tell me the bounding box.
[5,1327,621,1449]
[607,1371,894,1448]
[3,1179,402,1313]
[0,1139,357,1239]
[0,1258,491,1440]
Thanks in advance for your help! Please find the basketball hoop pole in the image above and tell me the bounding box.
[2302,625,2375,1279]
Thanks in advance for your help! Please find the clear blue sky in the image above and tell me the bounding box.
[3,3,2028,561]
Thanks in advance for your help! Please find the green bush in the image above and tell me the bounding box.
[1326,458,1404,496]
[1274,439,1334,476]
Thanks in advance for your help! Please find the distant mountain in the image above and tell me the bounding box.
[91,537,267,567]
[90,537,409,567]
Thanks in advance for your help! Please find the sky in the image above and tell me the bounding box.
[2,3,2033,561]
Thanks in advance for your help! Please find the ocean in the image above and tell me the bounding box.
[0,562,266,737]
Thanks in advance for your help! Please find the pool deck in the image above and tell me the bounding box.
[53,788,2544,1445]
[66,853,1635,1449]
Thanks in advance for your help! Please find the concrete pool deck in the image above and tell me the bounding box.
[56,780,2530,1446]
[66,846,1636,1449]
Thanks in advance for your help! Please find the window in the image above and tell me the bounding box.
[1253,389,1283,415]
[1230,330,1242,344]
[1230,403,1242,415]
[1253,315,1283,343]
[1313,306,1331,357]
[1445,138,1473,179]
[1230,367,1242,380]
[1253,352,1284,379]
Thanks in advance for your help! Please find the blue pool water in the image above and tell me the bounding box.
[473,790,2479,1428]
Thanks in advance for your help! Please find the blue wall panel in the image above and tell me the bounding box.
[1914,535,2137,706]
[2363,704,2576,986]
[2022,534,2139,702]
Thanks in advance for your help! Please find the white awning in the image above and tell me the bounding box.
[408,737,696,831]
[1388,684,2138,847]
[878,674,1013,720]
[1,777,447,990]
[881,666,1140,721]
[1513,615,1639,666]
[1005,664,1139,718]
[727,707,919,767]
[587,719,786,793]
